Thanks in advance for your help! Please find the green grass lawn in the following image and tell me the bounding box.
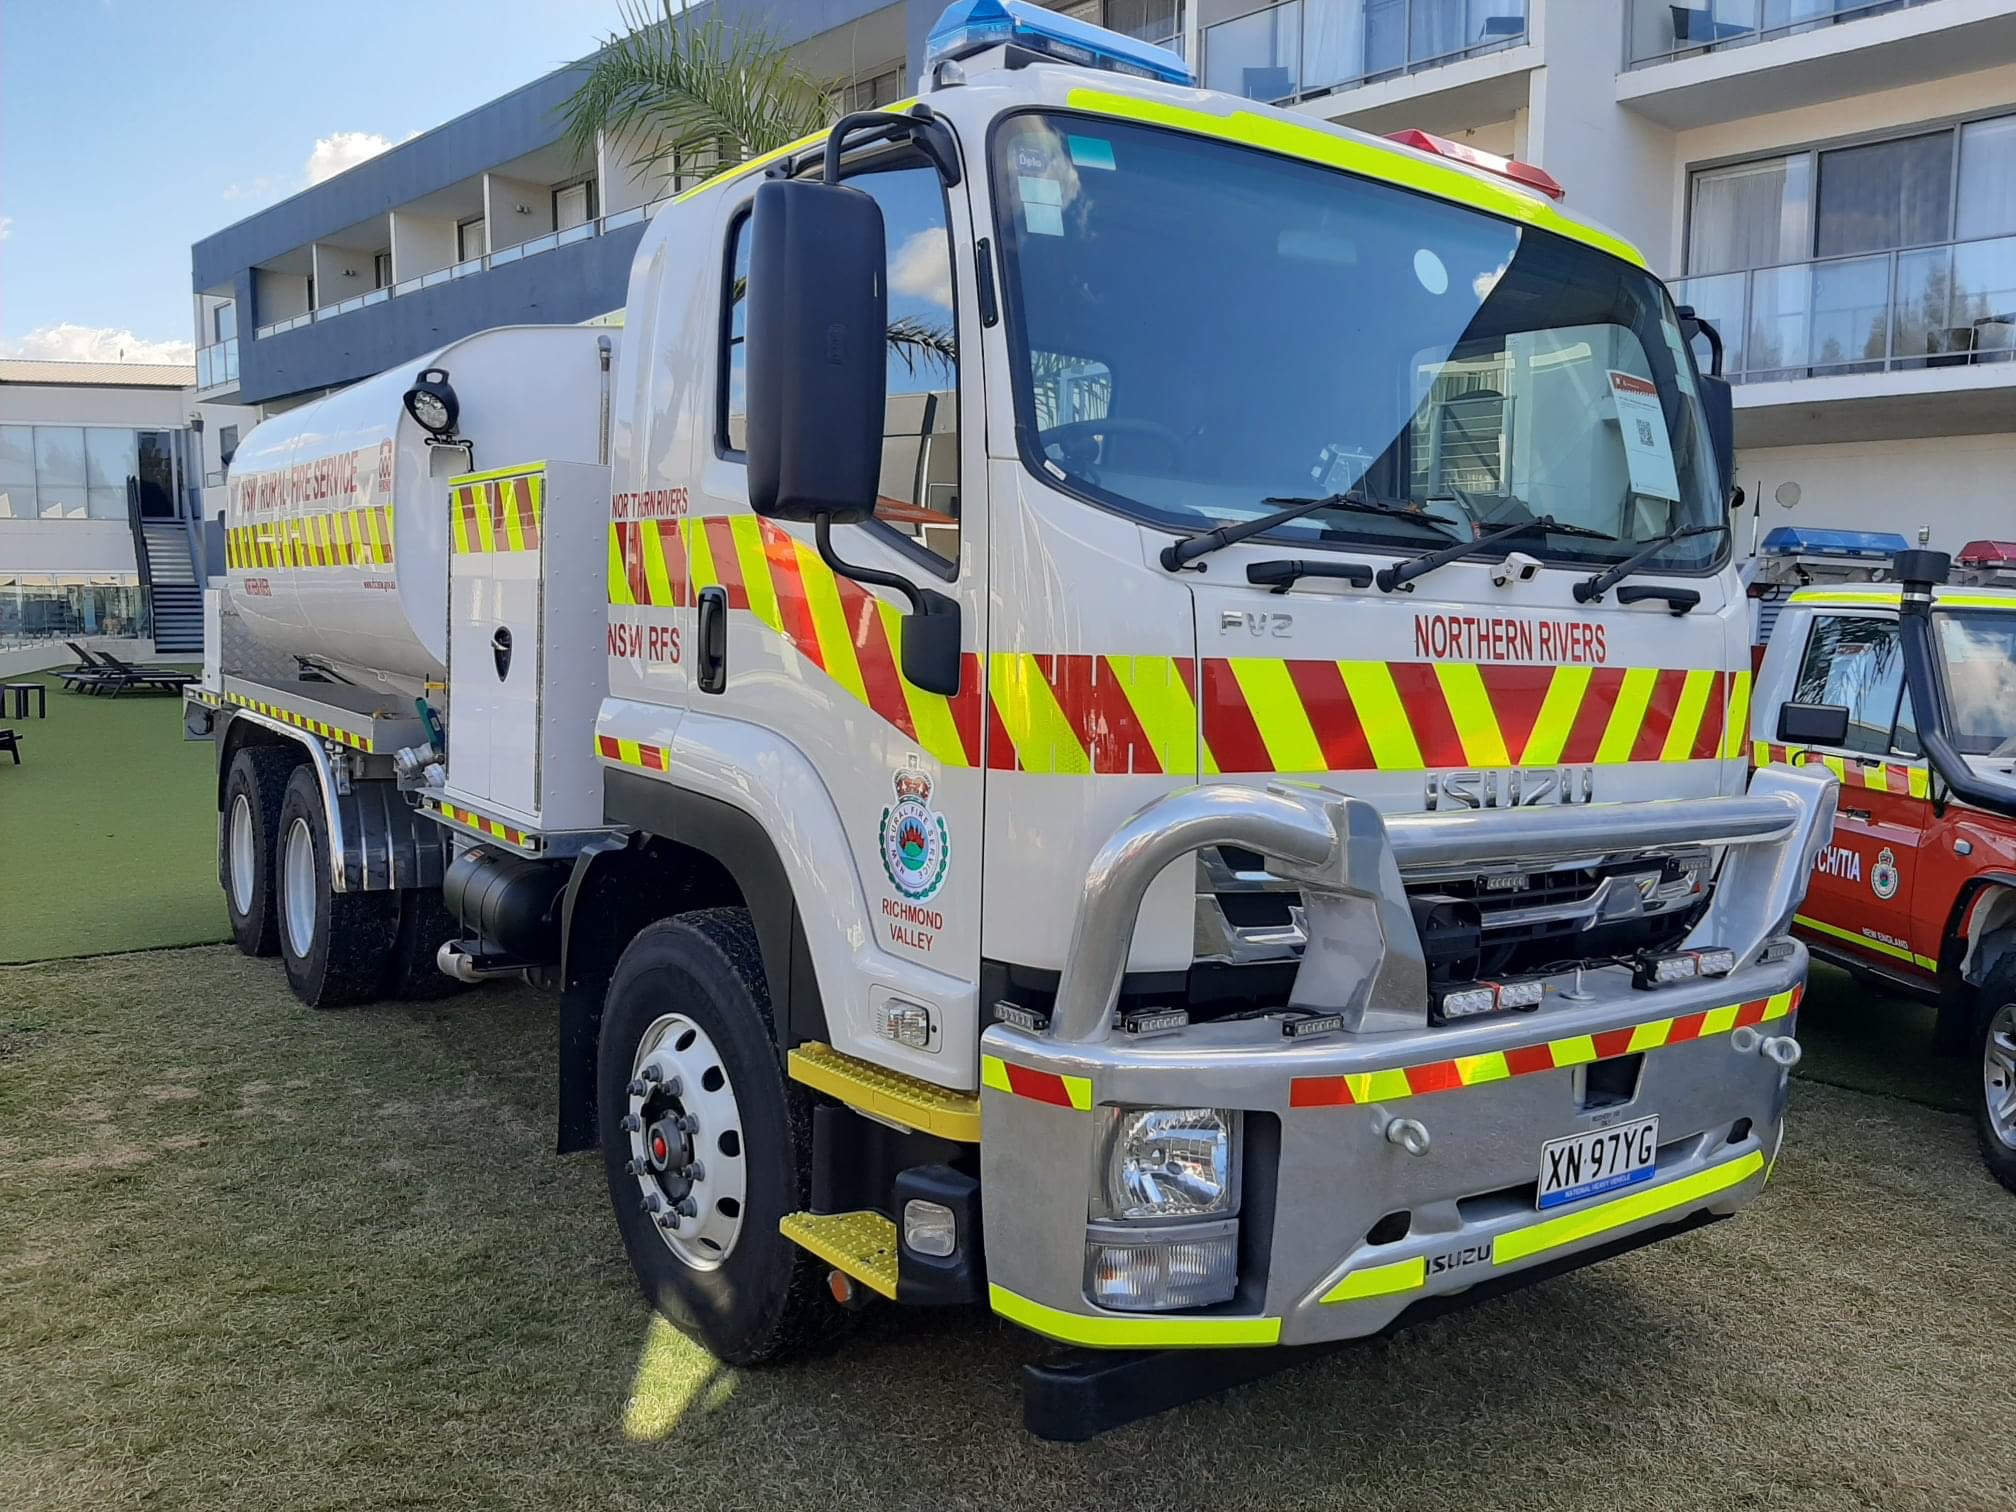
[0,671,224,964]
[3,944,2013,1512]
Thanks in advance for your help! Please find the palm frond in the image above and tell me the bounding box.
[885,317,958,375]
[562,3,839,188]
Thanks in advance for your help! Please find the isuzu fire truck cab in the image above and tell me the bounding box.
[190,1,1839,1431]
[1751,537,2016,1194]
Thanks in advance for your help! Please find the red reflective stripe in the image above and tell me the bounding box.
[1629,668,1690,763]
[1404,1060,1464,1095]
[1666,1010,1709,1044]
[1003,1063,1074,1108]
[596,735,621,759]
[985,693,1020,772]
[1044,655,1162,775]
[1286,658,1375,771]
[639,744,668,772]
[514,477,541,550]
[950,653,985,767]
[1559,667,1627,764]
[1478,664,1555,764]
[761,524,823,670]
[1505,1043,1558,1077]
[840,578,917,743]
[1385,662,1465,767]
[705,516,750,611]
[625,523,648,604]
[1733,997,1769,1029]
[1691,671,1727,761]
[1289,1075,1355,1108]
[1591,1027,1637,1061]
[1200,658,1270,773]
[655,519,690,608]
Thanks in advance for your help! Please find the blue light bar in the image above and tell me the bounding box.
[1760,526,1910,559]
[925,0,1195,87]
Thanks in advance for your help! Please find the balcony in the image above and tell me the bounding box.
[194,338,238,391]
[1201,0,1527,108]
[1674,233,2016,443]
[1619,0,2016,128]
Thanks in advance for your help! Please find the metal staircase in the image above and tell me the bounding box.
[138,519,203,655]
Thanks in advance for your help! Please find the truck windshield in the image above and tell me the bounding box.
[990,113,1725,570]
[1937,611,2016,757]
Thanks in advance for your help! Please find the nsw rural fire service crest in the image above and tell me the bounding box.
[881,768,949,901]
[1873,847,1901,900]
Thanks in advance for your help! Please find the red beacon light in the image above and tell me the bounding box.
[1384,128,1566,201]
[1956,540,2016,566]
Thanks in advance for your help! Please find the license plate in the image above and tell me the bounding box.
[1537,1115,1659,1210]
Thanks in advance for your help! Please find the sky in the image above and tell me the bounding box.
[0,0,625,364]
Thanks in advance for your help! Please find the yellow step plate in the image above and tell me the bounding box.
[779,1210,899,1299]
[787,1043,981,1143]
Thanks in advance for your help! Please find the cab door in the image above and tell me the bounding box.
[1784,610,1931,977]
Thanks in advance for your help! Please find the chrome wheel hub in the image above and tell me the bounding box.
[228,793,256,916]
[282,816,317,960]
[626,1013,747,1268]
[1985,1002,2016,1150]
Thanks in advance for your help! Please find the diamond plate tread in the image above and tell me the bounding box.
[787,1043,981,1142]
[779,1210,899,1299]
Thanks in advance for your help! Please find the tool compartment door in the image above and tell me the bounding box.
[447,466,545,822]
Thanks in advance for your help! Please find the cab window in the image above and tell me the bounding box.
[719,161,961,567]
[1792,614,1912,757]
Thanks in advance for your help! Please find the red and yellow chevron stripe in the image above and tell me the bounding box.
[1753,741,1930,799]
[595,732,672,772]
[210,690,374,751]
[980,1055,1094,1110]
[435,802,529,847]
[611,513,1753,779]
[226,506,395,570]
[1289,986,1800,1109]
[451,468,543,555]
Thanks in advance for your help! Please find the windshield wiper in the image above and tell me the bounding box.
[1161,491,1456,572]
[1375,514,1610,594]
[1573,522,1728,604]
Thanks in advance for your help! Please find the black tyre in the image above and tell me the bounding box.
[380,888,466,1001]
[598,908,850,1365]
[221,745,298,957]
[274,767,398,1008]
[1972,960,2016,1196]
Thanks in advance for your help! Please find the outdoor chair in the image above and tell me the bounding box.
[59,643,126,693]
[93,652,193,697]
[0,727,19,764]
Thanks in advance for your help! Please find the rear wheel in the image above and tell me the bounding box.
[222,746,297,957]
[275,767,398,1008]
[1974,964,2016,1195]
[380,889,465,1000]
[597,908,850,1365]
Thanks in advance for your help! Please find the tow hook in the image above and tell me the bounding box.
[1381,1115,1432,1157]
[1732,1026,1803,1068]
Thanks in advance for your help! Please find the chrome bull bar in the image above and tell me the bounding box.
[1048,764,1839,1045]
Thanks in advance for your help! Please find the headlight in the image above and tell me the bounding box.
[1093,1107,1237,1220]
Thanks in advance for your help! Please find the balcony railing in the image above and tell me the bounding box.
[194,338,238,389]
[251,197,671,339]
[1672,234,2016,383]
[1627,0,1944,69]
[1202,0,1526,106]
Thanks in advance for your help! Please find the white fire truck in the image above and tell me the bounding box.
[187,0,1838,1436]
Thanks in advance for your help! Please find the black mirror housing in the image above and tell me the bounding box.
[1699,374,1736,507]
[1778,701,1849,747]
[745,178,887,523]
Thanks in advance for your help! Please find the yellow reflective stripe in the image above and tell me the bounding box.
[1434,661,1510,767]
[1699,1003,1740,1036]
[980,1054,1013,1094]
[1229,657,1325,773]
[607,527,634,606]
[1762,989,1796,1021]
[1322,1255,1425,1303]
[1595,666,1658,764]
[1062,1074,1094,1112]
[1455,1050,1510,1086]
[1349,1067,1412,1103]
[798,536,869,707]
[1818,754,1848,782]
[731,517,781,631]
[1661,668,1717,762]
[527,474,544,531]
[879,603,968,768]
[1724,670,1753,760]
[1493,1151,1764,1267]
[1105,654,1202,777]
[1752,738,1769,768]
[1627,1018,1674,1053]
[991,652,1090,775]
[1793,912,1935,970]
[1521,664,1591,766]
[683,517,718,591]
[991,1283,1280,1348]
[1065,89,1648,270]
[1907,765,1931,799]
[1337,661,1424,769]
[640,520,674,607]
[1862,764,1891,794]
[503,483,528,553]
[473,485,497,553]
[362,506,385,565]
[1549,1034,1598,1067]
[1790,588,2016,610]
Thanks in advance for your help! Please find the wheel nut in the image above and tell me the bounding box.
[626,1078,647,1098]
[676,1197,698,1219]
[658,1213,681,1231]
[620,1114,642,1132]
[625,1157,648,1176]
[642,1066,663,1084]
[675,1114,700,1135]
[681,1160,705,1182]
[641,1193,663,1214]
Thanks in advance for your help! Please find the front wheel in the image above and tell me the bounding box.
[597,909,850,1365]
[1974,968,2016,1195]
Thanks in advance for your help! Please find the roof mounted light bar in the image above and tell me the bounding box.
[924,0,1194,87]
[1384,128,1565,201]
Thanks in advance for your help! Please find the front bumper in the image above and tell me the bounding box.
[979,765,1835,1349]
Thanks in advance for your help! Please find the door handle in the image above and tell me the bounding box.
[490,626,512,681]
[696,586,728,695]
[1841,807,1873,822]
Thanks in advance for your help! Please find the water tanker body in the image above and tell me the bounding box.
[224,325,610,690]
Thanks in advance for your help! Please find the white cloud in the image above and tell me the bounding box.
[4,323,194,365]
[222,176,277,203]
[0,216,12,241]
[889,230,953,310]
[304,130,395,186]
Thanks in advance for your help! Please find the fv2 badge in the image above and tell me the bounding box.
[881,768,949,901]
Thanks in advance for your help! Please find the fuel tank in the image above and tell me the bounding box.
[224,324,610,686]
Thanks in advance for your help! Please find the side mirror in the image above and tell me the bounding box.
[1698,373,1736,507]
[746,178,886,523]
[1778,701,1849,747]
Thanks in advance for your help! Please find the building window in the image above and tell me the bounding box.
[213,302,238,343]
[458,215,487,262]
[553,178,597,231]
[0,425,176,521]
[373,250,393,288]
[84,428,139,520]
[842,65,906,113]
[218,425,240,467]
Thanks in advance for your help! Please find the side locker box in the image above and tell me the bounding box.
[445,459,611,833]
